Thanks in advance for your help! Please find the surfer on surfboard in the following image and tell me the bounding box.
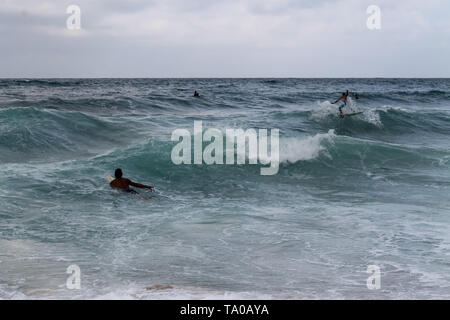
[109,168,154,194]
[332,90,349,116]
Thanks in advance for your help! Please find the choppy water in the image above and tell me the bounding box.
[0,78,449,299]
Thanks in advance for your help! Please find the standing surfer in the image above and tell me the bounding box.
[332,90,349,116]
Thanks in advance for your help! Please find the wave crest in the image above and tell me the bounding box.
[280,130,335,164]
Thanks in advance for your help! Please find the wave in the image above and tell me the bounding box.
[0,107,141,163]
[305,102,450,138]
[335,89,450,98]
[277,130,447,173]
[87,130,449,183]
[1,79,87,87]
[2,104,448,176]
[279,130,336,163]
[277,134,450,189]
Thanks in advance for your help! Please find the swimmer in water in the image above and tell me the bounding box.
[109,168,154,194]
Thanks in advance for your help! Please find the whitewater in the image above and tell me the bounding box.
[0,78,449,299]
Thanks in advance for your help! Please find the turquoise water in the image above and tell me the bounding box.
[0,78,449,299]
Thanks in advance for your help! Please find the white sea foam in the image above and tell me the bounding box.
[91,285,283,300]
[311,100,383,126]
[279,130,336,164]
[360,108,382,126]
[0,282,293,300]
[0,284,28,300]
[310,100,338,120]
[375,105,410,113]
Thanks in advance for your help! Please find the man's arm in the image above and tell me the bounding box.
[332,97,340,104]
[129,180,154,190]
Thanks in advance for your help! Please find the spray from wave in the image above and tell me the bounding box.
[279,130,335,163]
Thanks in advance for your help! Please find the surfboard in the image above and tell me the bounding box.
[107,174,114,182]
[339,112,363,118]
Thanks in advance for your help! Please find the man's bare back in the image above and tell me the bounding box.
[109,169,154,194]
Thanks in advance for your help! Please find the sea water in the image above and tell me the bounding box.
[0,78,449,299]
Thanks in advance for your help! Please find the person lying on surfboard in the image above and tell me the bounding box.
[332,90,349,116]
[109,168,154,194]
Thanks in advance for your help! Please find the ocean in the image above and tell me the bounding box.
[0,78,449,299]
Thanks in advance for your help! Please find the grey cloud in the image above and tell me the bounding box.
[0,0,449,77]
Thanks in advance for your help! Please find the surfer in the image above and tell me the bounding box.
[109,168,154,194]
[332,90,349,116]
[193,91,200,97]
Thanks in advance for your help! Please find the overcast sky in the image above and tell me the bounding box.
[1,0,449,77]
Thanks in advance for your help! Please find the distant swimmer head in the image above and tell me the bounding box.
[194,91,200,97]
[115,168,123,179]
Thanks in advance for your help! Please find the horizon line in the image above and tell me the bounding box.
[1,77,450,80]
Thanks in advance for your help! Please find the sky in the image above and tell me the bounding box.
[0,0,449,78]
